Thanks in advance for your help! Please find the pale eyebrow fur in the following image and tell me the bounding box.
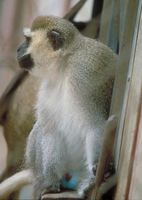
[23,28,32,37]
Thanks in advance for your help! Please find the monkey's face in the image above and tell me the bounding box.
[17,16,78,79]
[17,29,34,71]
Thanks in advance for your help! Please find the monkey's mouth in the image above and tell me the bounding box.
[17,54,34,70]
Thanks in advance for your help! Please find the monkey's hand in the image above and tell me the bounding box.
[92,163,98,175]
[103,162,115,181]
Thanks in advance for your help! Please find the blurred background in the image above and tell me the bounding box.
[0,1,142,200]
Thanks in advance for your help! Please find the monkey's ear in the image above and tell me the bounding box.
[48,30,64,51]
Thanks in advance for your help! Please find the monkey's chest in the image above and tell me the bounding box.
[38,86,88,160]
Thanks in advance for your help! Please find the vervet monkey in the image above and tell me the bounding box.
[0,15,117,199]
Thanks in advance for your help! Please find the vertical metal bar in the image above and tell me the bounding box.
[114,3,142,198]
[108,0,119,52]
[110,0,141,170]
[99,0,113,45]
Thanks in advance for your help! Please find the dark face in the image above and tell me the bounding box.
[17,38,34,70]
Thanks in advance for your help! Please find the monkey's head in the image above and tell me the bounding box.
[17,16,79,78]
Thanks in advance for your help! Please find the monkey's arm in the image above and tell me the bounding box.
[0,169,33,199]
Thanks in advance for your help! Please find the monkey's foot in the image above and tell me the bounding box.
[50,182,61,193]
[41,182,61,196]
[78,176,95,197]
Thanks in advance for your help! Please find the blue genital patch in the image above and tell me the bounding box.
[61,171,78,190]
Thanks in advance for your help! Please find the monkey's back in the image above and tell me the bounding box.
[66,37,117,120]
[34,37,117,173]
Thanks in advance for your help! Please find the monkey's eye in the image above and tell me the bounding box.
[48,30,64,51]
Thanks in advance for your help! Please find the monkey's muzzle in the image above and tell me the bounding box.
[17,40,34,70]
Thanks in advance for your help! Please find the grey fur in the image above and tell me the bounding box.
[23,16,118,199]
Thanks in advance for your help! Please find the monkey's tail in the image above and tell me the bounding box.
[0,169,33,199]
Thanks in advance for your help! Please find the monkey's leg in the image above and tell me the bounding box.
[78,128,103,197]
[33,150,65,200]
[27,122,67,199]
[86,129,103,174]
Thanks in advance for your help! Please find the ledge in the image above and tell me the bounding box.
[41,190,84,200]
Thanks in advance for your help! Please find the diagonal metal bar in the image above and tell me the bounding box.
[64,0,86,21]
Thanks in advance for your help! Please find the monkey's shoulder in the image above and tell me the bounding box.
[70,36,117,68]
